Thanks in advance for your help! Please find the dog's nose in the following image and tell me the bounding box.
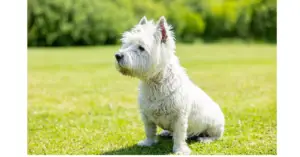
[115,53,124,61]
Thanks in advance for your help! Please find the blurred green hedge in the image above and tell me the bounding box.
[27,0,276,46]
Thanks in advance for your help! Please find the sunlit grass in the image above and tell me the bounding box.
[28,43,276,155]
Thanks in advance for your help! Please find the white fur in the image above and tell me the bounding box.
[115,16,225,155]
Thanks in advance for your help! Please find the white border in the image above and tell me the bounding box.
[2,0,300,156]
[277,0,300,156]
[0,0,27,157]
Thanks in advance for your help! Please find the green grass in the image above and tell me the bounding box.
[28,43,276,155]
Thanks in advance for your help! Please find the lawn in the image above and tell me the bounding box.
[28,43,276,155]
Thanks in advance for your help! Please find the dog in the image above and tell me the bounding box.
[114,16,225,155]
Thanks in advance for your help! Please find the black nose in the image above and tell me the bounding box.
[115,53,124,61]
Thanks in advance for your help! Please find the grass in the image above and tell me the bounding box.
[28,43,276,155]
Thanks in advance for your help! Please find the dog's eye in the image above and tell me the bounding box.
[138,45,145,51]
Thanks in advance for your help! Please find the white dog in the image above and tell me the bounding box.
[115,16,225,155]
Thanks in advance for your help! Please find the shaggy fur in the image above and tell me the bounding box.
[115,16,225,155]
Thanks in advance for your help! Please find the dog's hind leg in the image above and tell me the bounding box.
[158,130,173,137]
[196,125,224,143]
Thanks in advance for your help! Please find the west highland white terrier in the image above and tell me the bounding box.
[114,16,225,155]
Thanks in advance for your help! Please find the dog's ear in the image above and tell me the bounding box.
[139,16,147,25]
[156,16,168,43]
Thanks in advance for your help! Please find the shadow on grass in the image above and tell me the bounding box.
[101,136,200,155]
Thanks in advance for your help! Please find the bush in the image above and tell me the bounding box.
[28,0,136,46]
[27,0,277,46]
[183,0,276,42]
[165,1,205,43]
[250,0,277,42]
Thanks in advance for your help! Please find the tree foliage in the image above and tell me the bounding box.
[28,0,276,46]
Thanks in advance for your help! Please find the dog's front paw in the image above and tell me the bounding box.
[173,144,191,155]
[137,139,157,147]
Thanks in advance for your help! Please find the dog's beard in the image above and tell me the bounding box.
[116,62,133,76]
[118,67,132,76]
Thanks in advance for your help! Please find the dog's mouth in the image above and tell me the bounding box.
[119,68,132,76]
[116,64,132,76]
[118,68,134,76]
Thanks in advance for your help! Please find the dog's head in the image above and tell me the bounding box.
[115,16,176,79]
